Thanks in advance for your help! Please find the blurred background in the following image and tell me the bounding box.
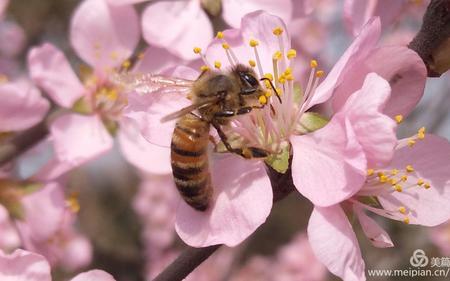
[2,0,450,280]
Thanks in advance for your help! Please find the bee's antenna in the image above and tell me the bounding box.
[260,77,282,104]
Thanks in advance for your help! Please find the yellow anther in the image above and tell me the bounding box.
[249,60,256,67]
[394,184,403,192]
[249,39,259,47]
[278,75,286,84]
[259,95,268,105]
[214,61,222,69]
[200,65,210,72]
[424,182,431,189]
[285,74,295,81]
[394,115,403,124]
[315,70,325,78]
[418,126,426,134]
[264,90,272,97]
[110,51,119,60]
[287,49,297,59]
[389,178,398,186]
[273,51,282,60]
[272,27,284,36]
[401,175,408,182]
[105,89,118,101]
[65,192,80,213]
[398,206,407,214]
[222,43,230,50]
[417,178,424,186]
[378,172,385,177]
[367,169,375,176]
[405,165,414,173]
[310,59,318,68]
[403,217,410,224]
[193,47,202,54]
[379,175,388,183]
[417,131,425,140]
[216,31,224,39]
[121,60,131,70]
[408,139,416,147]
[284,67,293,75]
[264,80,272,89]
[264,73,274,81]
[391,169,399,175]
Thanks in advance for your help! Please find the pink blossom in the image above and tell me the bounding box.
[15,182,92,271]
[308,134,450,281]
[107,0,295,60]
[344,0,429,36]
[0,249,115,281]
[0,0,8,19]
[0,80,49,132]
[0,205,20,251]
[429,222,450,256]
[26,0,161,180]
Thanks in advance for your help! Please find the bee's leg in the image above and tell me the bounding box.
[214,105,265,118]
[211,121,269,159]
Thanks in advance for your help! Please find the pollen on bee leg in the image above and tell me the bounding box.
[259,95,268,105]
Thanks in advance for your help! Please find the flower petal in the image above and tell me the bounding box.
[354,205,394,248]
[0,80,49,131]
[344,0,406,36]
[222,0,293,28]
[308,205,366,281]
[70,0,140,69]
[332,46,427,118]
[106,0,147,5]
[71,270,116,281]
[0,249,51,281]
[175,154,272,247]
[338,73,397,168]
[118,118,171,174]
[141,0,213,61]
[50,114,113,165]
[291,117,367,207]
[28,43,84,108]
[311,17,381,108]
[379,135,450,226]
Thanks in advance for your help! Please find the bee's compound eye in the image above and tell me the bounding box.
[241,73,259,87]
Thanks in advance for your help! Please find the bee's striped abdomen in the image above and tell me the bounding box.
[171,114,212,211]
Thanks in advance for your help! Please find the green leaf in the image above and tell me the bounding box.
[265,145,290,174]
[296,112,329,134]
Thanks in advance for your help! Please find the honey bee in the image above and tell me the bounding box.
[113,64,278,211]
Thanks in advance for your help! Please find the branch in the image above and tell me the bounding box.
[0,120,49,167]
[152,156,296,281]
[409,0,450,77]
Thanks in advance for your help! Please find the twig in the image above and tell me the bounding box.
[409,0,450,76]
[152,156,296,281]
[0,120,48,167]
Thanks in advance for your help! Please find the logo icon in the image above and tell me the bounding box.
[410,249,429,267]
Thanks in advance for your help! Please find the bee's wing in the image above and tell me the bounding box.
[161,98,218,123]
[111,72,194,95]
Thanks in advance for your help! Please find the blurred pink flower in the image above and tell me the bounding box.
[0,0,8,19]
[308,134,450,281]
[344,0,429,36]
[0,205,20,251]
[15,182,92,271]
[0,21,26,58]
[0,248,115,281]
[107,0,297,60]
[429,222,450,256]
[0,80,49,133]
[25,0,161,180]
